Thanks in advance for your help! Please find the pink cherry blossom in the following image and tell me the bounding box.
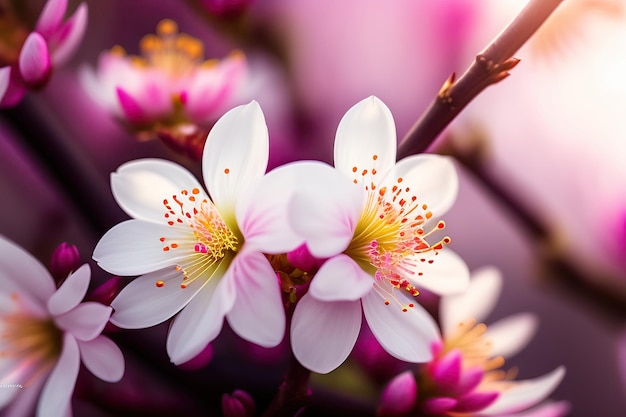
[93,101,302,365]
[0,235,124,417]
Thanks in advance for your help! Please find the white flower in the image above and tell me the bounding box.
[0,235,124,417]
[93,101,301,365]
[287,96,470,373]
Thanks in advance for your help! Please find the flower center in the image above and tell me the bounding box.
[0,294,62,386]
[157,186,240,289]
[345,165,450,312]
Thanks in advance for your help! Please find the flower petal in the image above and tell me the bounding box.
[485,313,539,359]
[93,220,191,276]
[334,96,397,186]
[54,302,111,341]
[0,67,11,103]
[116,87,149,123]
[287,161,363,258]
[309,254,373,302]
[226,251,285,347]
[503,401,571,417]
[110,158,205,224]
[235,162,308,254]
[167,268,236,365]
[362,290,439,363]
[47,264,90,316]
[392,153,458,217]
[479,367,566,415]
[0,373,45,417]
[291,294,362,374]
[408,249,469,296]
[49,3,88,66]
[110,267,206,329]
[18,33,51,86]
[35,0,68,38]
[378,371,417,416]
[440,266,502,337]
[202,101,269,213]
[422,397,458,415]
[37,333,79,417]
[0,235,55,305]
[78,335,124,383]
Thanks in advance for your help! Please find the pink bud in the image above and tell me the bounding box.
[222,390,255,417]
[86,276,123,306]
[377,371,417,416]
[49,242,80,285]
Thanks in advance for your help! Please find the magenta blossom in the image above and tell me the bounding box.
[0,235,124,417]
[0,0,87,107]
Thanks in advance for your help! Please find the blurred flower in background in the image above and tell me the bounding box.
[0,236,123,417]
[0,0,87,107]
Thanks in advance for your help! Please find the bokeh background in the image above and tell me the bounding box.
[1,0,625,416]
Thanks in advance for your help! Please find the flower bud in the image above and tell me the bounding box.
[222,389,255,417]
[49,242,80,285]
[377,371,417,417]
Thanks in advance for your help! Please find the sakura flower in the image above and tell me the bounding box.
[0,235,124,417]
[289,96,470,373]
[93,101,301,365]
[80,19,246,158]
[0,0,88,107]
[377,267,567,417]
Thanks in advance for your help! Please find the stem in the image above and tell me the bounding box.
[397,0,564,159]
[261,348,311,417]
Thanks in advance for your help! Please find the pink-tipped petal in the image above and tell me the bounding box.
[47,263,90,315]
[408,249,470,296]
[18,33,51,86]
[334,96,397,186]
[0,67,11,102]
[110,158,205,223]
[203,101,269,213]
[378,371,417,416]
[287,162,363,258]
[78,335,124,383]
[480,367,566,415]
[505,401,571,417]
[35,0,68,38]
[37,333,80,417]
[430,349,462,392]
[392,153,458,217]
[291,294,362,374]
[309,254,373,302]
[453,391,499,413]
[50,3,88,66]
[226,251,286,347]
[485,313,539,358]
[422,397,458,415]
[167,271,236,365]
[54,302,111,341]
[362,291,439,363]
[0,235,56,305]
[110,267,206,329]
[440,266,502,337]
[93,220,190,276]
[116,87,148,123]
[456,367,484,395]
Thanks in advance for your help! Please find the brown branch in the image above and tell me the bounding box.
[397,0,565,159]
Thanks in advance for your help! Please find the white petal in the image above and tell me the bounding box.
[166,269,236,365]
[408,249,469,296]
[37,333,79,417]
[202,101,269,213]
[334,96,397,186]
[498,401,570,417]
[480,367,566,415]
[0,385,19,409]
[286,162,363,258]
[226,251,285,347]
[111,159,204,223]
[362,290,439,363]
[0,235,55,305]
[440,266,502,337]
[392,154,458,217]
[93,220,191,276]
[291,294,361,374]
[309,254,373,302]
[47,264,90,316]
[235,162,306,254]
[485,313,538,359]
[54,302,111,341]
[110,266,206,329]
[1,373,44,417]
[78,335,124,383]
